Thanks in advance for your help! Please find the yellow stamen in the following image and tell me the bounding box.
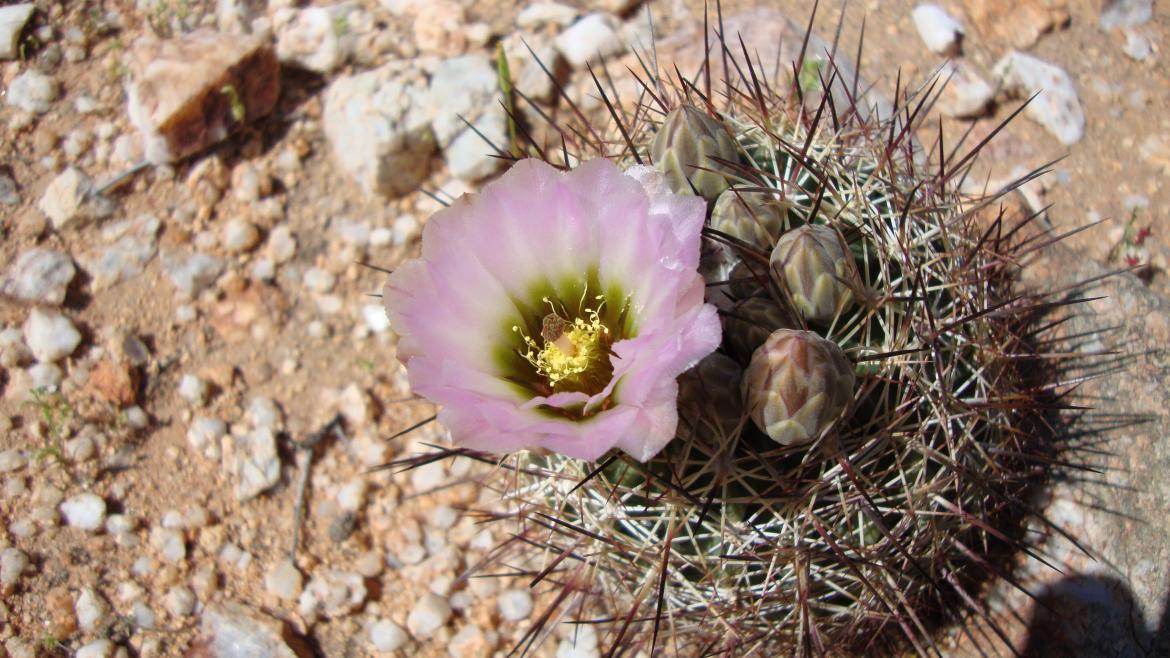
[512,295,612,391]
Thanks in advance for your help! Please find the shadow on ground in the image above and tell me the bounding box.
[1019,573,1170,658]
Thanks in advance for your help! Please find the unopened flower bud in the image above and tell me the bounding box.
[711,189,786,250]
[650,105,739,200]
[723,296,797,363]
[742,329,855,445]
[769,224,858,322]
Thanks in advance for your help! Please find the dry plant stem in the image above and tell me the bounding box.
[289,414,344,560]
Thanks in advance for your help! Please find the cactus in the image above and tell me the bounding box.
[390,5,1099,656]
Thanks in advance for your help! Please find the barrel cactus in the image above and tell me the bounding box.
[388,6,1089,656]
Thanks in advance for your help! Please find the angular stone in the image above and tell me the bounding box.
[187,602,299,658]
[231,427,280,501]
[938,61,995,119]
[964,0,1069,49]
[126,30,280,164]
[6,70,58,113]
[0,249,75,305]
[38,167,92,230]
[555,13,623,68]
[1100,0,1152,29]
[323,62,435,198]
[0,4,34,61]
[912,4,964,56]
[994,51,1085,146]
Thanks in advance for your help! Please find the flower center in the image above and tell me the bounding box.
[514,296,615,395]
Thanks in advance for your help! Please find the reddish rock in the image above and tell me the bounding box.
[127,30,280,164]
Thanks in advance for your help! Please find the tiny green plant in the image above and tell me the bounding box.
[24,387,73,441]
[221,84,246,123]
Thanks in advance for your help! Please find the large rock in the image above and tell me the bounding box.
[0,4,34,61]
[323,62,435,198]
[126,30,280,164]
[187,602,300,658]
[964,0,1070,49]
[993,51,1085,146]
[0,249,75,305]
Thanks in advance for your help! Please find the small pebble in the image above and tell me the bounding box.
[222,218,261,253]
[0,548,29,589]
[75,640,115,658]
[75,588,111,634]
[178,374,211,406]
[164,585,196,616]
[150,527,187,563]
[406,592,452,639]
[369,619,408,651]
[0,449,27,473]
[23,308,82,363]
[498,589,534,622]
[264,559,303,601]
[60,493,107,531]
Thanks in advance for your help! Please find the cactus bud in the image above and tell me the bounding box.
[711,189,785,250]
[769,224,857,322]
[723,296,798,364]
[650,105,739,200]
[678,352,745,437]
[742,329,855,446]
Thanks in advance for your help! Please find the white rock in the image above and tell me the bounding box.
[264,558,303,600]
[939,62,995,118]
[151,526,187,562]
[246,396,283,431]
[75,588,111,634]
[199,602,301,658]
[27,362,62,391]
[64,434,96,462]
[187,416,227,459]
[1122,28,1151,61]
[164,585,196,616]
[74,640,115,658]
[266,225,297,263]
[448,624,488,656]
[445,111,506,181]
[555,13,624,68]
[275,5,351,73]
[130,600,156,628]
[161,250,225,297]
[911,4,963,55]
[105,514,136,535]
[497,589,534,622]
[6,70,58,113]
[428,54,500,145]
[222,218,261,253]
[0,174,18,205]
[60,493,106,531]
[0,547,29,589]
[1100,0,1152,30]
[323,62,435,198]
[81,227,159,291]
[993,51,1085,146]
[38,167,92,230]
[392,215,420,246]
[361,303,391,334]
[0,4,34,61]
[0,327,31,368]
[406,592,452,639]
[335,479,367,511]
[178,374,210,406]
[517,2,579,29]
[0,249,75,306]
[233,426,281,500]
[369,619,408,651]
[23,308,81,363]
[0,449,26,473]
[302,267,336,293]
[298,569,367,619]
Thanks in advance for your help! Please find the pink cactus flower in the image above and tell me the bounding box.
[384,158,721,461]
